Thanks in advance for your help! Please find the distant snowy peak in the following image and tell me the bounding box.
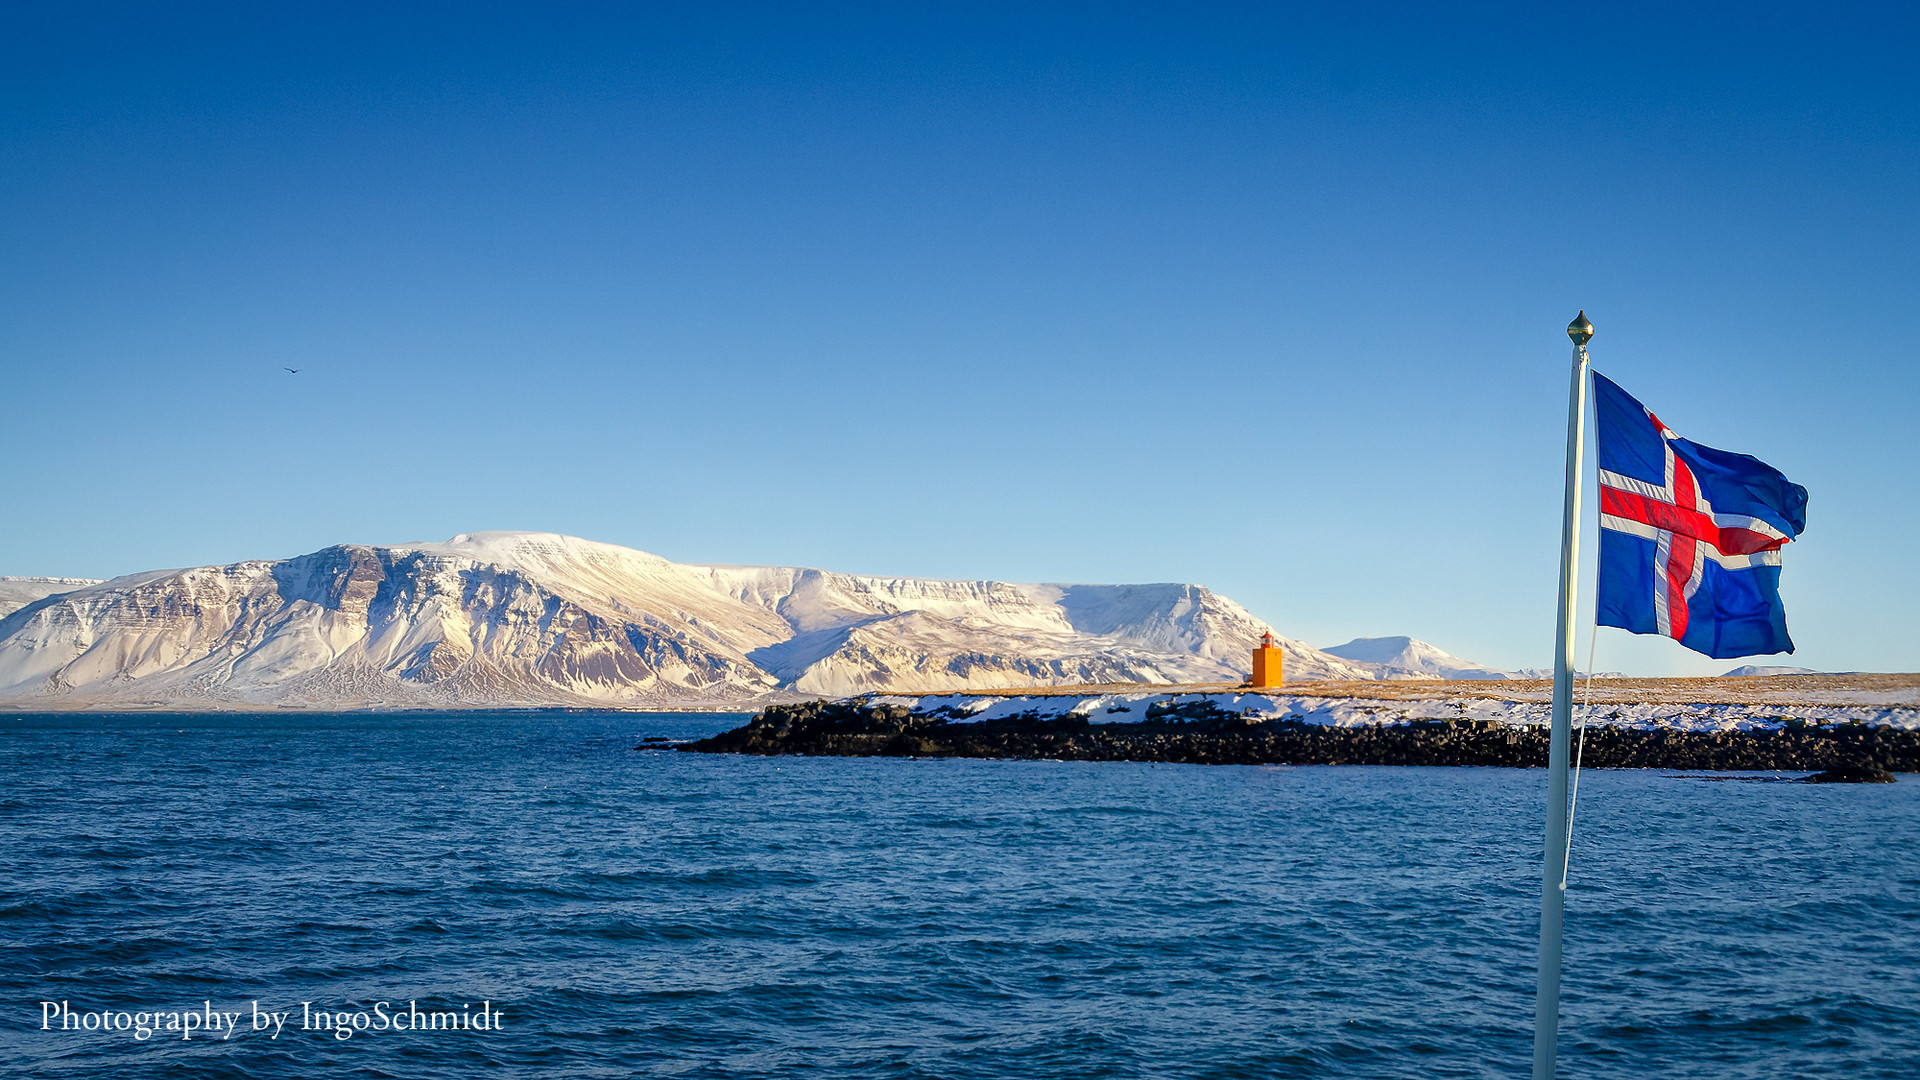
[1723,665,1821,677]
[1320,635,1513,680]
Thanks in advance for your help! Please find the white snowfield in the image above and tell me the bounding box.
[0,577,103,619]
[878,685,1920,732]
[0,532,1445,710]
[1320,635,1515,680]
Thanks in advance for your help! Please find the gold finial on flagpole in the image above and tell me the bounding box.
[1567,311,1594,346]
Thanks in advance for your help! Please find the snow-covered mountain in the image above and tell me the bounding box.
[0,577,102,619]
[0,532,1419,710]
[1321,635,1514,680]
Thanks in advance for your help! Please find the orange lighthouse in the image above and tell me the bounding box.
[1250,631,1284,688]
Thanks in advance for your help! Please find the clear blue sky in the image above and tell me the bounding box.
[3,3,1915,675]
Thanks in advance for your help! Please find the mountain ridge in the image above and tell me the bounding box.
[1320,635,1514,681]
[0,532,1494,709]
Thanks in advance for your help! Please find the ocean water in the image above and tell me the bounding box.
[1,712,1915,1079]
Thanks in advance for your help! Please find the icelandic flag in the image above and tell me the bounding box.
[1592,372,1808,658]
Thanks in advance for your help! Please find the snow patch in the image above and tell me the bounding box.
[883,689,1919,732]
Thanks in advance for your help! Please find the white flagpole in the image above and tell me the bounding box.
[1534,311,1593,1080]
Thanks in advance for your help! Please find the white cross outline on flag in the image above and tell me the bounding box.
[1597,407,1792,642]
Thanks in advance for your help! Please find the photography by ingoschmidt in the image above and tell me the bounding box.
[36,1000,505,1043]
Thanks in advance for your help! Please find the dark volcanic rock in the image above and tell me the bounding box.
[677,700,1920,773]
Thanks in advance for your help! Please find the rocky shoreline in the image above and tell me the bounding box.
[678,699,1914,779]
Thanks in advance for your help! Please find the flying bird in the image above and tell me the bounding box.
[283,367,300,374]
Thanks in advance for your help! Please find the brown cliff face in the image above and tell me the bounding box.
[0,541,783,708]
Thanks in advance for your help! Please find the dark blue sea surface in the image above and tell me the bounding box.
[1,711,1915,1078]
